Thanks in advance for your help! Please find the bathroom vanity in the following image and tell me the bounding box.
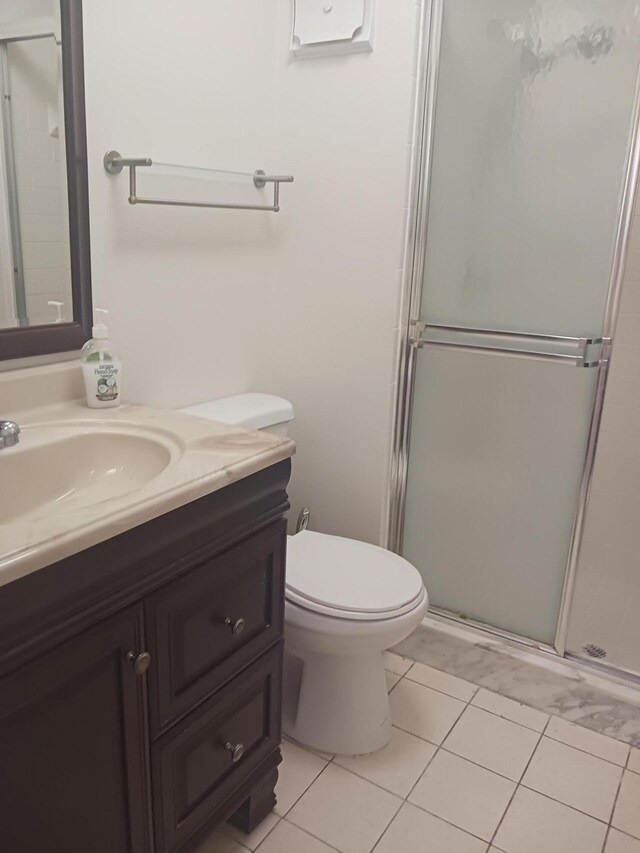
[0,367,294,853]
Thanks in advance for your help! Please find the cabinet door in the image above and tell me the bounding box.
[0,606,152,853]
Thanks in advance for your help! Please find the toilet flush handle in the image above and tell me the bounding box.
[224,617,246,636]
[296,506,311,533]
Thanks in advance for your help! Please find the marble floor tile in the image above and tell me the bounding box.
[395,624,640,748]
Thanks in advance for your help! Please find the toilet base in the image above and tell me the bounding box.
[283,649,391,756]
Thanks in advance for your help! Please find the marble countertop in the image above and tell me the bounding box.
[0,368,295,587]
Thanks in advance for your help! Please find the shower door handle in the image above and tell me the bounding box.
[409,321,609,368]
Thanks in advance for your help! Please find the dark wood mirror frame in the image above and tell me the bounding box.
[0,0,92,362]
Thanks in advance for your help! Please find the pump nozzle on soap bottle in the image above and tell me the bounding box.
[92,307,109,338]
[80,308,123,408]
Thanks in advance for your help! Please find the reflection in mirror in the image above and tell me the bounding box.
[0,1,72,330]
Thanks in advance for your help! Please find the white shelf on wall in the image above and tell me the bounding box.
[290,0,374,59]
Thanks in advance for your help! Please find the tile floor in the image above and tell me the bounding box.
[395,621,640,748]
[197,651,640,853]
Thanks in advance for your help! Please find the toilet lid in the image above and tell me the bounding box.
[286,530,425,618]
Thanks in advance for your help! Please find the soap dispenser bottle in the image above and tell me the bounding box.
[80,309,122,408]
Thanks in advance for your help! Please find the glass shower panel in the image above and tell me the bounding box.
[403,349,597,643]
[402,0,640,645]
[421,0,640,336]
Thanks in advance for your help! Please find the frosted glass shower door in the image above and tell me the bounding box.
[401,0,640,644]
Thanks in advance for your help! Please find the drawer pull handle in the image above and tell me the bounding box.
[126,651,151,676]
[225,741,245,763]
[224,617,246,636]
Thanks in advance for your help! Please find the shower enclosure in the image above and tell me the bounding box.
[390,0,640,674]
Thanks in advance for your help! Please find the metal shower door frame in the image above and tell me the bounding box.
[387,0,640,660]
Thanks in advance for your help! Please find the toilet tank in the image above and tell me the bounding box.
[179,393,295,436]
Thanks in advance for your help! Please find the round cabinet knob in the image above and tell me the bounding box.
[225,741,245,764]
[224,617,246,636]
[127,651,151,676]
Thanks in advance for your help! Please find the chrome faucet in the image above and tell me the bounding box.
[0,420,20,449]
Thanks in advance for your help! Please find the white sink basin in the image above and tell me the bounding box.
[0,374,294,590]
[0,422,179,525]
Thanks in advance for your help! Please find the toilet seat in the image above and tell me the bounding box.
[286,531,426,622]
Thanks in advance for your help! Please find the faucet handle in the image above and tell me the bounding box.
[0,420,20,449]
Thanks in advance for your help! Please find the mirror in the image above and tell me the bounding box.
[0,0,91,361]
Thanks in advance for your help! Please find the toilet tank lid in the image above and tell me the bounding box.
[179,393,294,430]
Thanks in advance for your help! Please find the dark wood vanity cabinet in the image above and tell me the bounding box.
[0,459,291,853]
[0,606,151,853]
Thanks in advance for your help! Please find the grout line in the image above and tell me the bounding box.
[487,715,550,848]
[516,783,611,827]
[611,826,640,844]
[333,736,438,798]
[403,801,498,846]
[398,671,561,736]
[276,649,639,853]
[436,745,533,785]
[275,758,332,820]
[542,731,631,768]
[398,656,640,755]
[333,754,428,804]
[263,817,344,853]
[368,795,404,853]
[391,720,440,745]
[281,818,345,853]
[371,800,492,851]
[604,748,631,849]
[403,665,480,704]
[403,678,479,802]
[373,686,493,853]
[247,816,281,852]
[385,670,403,695]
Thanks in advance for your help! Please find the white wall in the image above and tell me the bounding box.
[83,0,420,544]
[567,196,640,673]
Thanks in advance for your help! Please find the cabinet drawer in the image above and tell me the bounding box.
[152,644,282,853]
[147,520,285,734]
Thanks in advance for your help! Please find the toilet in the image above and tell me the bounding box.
[180,394,428,755]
